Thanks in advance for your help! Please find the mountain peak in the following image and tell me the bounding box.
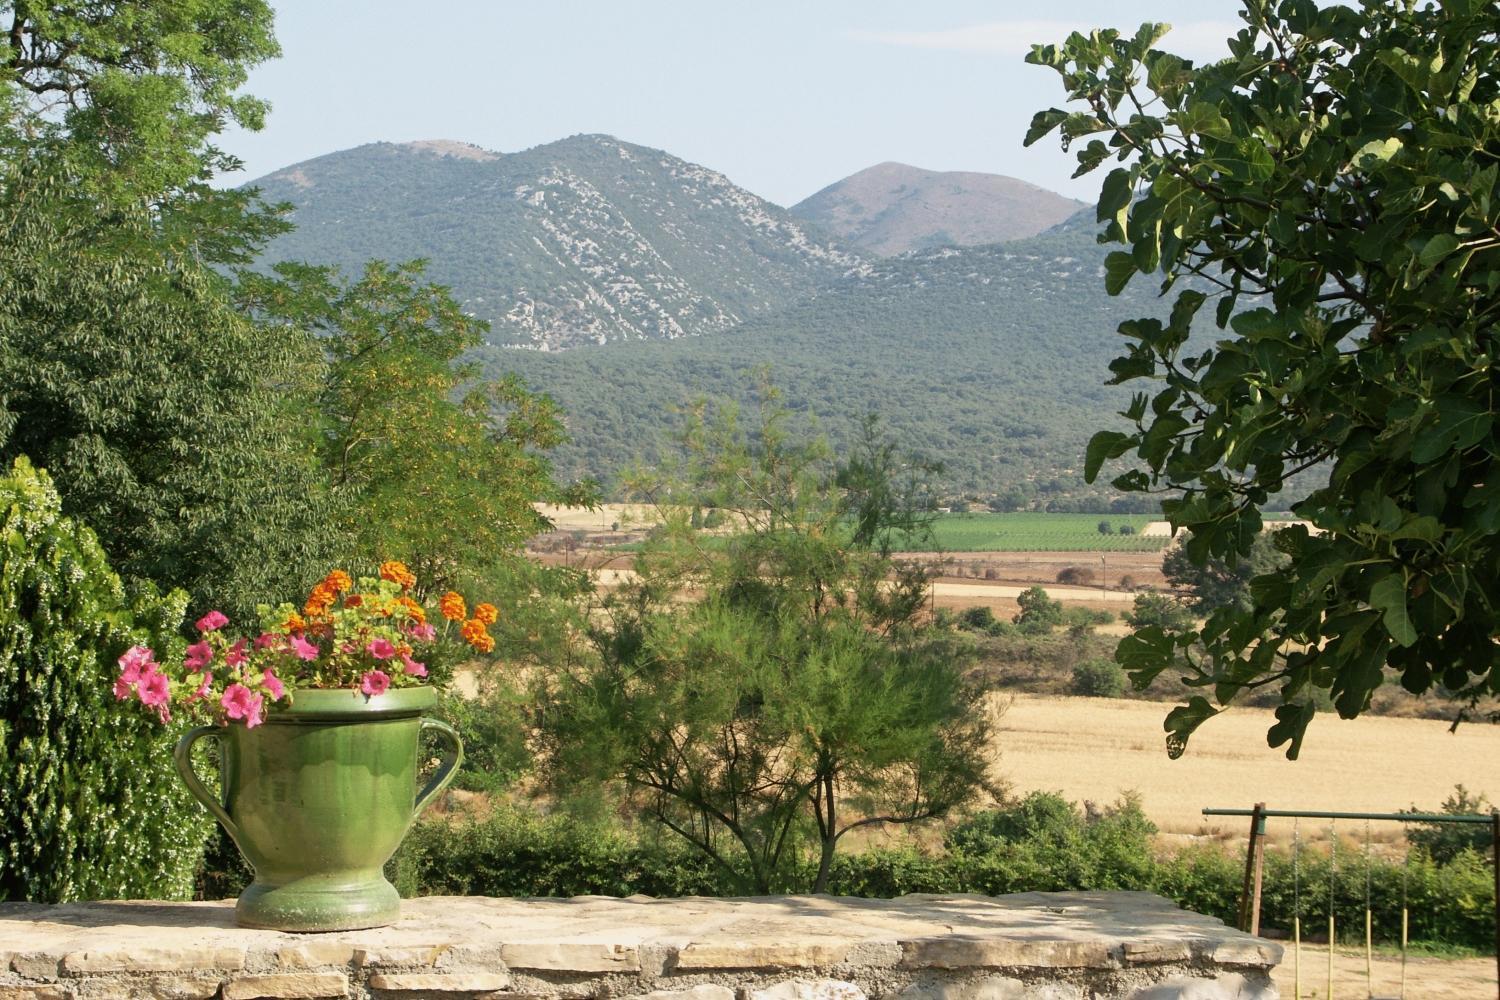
[791,163,1085,256]
[245,135,863,350]
[396,139,499,161]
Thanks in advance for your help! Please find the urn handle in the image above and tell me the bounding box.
[413,717,464,819]
[173,726,242,846]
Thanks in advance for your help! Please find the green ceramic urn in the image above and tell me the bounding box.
[174,686,461,932]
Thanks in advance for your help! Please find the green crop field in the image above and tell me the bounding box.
[896,513,1170,552]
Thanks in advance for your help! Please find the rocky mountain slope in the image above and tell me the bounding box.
[247,135,865,349]
[790,162,1085,256]
[486,219,1175,503]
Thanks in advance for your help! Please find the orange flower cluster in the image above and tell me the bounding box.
[395,595,426,624]
[473,603,498,625]
[379,560,417,590]
[460,617,495,653]
[304,569,352,618]
[282,610,306,633]
[439,591,467,622]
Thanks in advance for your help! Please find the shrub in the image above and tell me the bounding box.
[1071,658,1127,697]
[958,606,999,632]
[1056,566,1096,586]
[1124,591,1196,632]
[1014,586,1064,634]
[0,457,211,901]
[436,682,532,795]
[1403,785,1494,865]
[390,797,1493,951]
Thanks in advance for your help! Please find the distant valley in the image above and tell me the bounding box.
[247,137,1163,506]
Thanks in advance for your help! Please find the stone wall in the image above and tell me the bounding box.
[0,893,1280,1000]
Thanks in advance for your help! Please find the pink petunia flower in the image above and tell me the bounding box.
[138,667,171,708]
[407,622,437,642]
[191,671,214,701]
[225,637,249,668]
[359,670,391,697]
[290,635,320,661]
[253,631,280,650]
[400,653,427,678]
[243,692,265,728]
[184,640,213,673]
[113,676,134,701]
[195,610,229,633]
[221,683,264,724]
[261,669,286,701]
[366,637,397,660]
[118,645,154,683]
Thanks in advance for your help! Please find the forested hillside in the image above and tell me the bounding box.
[486,218,1169,506]
[249,136,863,349]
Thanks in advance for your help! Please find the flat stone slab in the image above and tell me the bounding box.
[0,893,1281,1000]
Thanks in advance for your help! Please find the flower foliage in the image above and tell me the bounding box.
[112,563,499,727]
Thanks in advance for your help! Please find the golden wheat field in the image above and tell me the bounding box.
[989,695,1500,846]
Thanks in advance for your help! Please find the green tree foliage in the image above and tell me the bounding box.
[1161,531,1288,614]
[1013,585,1064,634]
[537,395,992,893]
[1027,1,1500,756]
[1124,591,1197,633]
[2,0,279,192]
[0,458,210,901]
[0,165,332,619]
[1402,785,1494,865]
[1071,658,1127,698]
[237,260,596,595]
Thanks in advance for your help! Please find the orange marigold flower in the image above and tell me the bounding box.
[473,602,498,626]
[460,617,494,652]
[395,596,426,624]
[304,582,336,618]
[380,560,417,589]
[324,569,353,593]
[344,594,363,608]
[439,591,467,622]
[283,611,306,632]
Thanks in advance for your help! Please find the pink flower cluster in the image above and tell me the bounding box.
[108,568,473,729]
[114,646,172,723]
[112,607,290,728]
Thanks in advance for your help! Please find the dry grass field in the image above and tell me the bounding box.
[1271,943,1495,1000]
[990,694,1500,847]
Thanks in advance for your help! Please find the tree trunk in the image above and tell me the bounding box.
[812,772,837,894]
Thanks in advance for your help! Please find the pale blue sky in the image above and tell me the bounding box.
[220,1,1249,206]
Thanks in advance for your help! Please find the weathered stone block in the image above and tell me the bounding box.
[275,944,358,969]
[638,986,733,1000]
[221,974,347,1000]
[1207,940,1281,968]
[62,949,246,975]
[354,948,451,969]
[677,940,850,970]
[899,938,1119,970]
[10,954,61,979]
[498,944,636,973]
[747,980,866,1000]
[149,977,224,1000]
[1122,941,1192,965]
[1125,974,1273,1000]
[0,988,72,1000]
[367,974,512,993]
[894,974,1082,1000]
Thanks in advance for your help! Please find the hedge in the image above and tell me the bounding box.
[373,796,1495,953]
